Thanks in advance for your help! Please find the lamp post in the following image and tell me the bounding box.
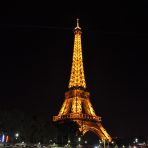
[15,133,19,139]
[77,137,81,147]
[68,139,71,146]
[78,137,81,144]
[107,140,109,148]
[15,133,19,143]
[84,140,87,144]
[111,141,115,147]
[103,140,106,148]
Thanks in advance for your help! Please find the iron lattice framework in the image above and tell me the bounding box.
[53,19,112,142]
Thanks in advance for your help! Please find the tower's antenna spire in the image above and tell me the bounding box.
[77,18,79,28]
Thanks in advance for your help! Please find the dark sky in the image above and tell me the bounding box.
[0,1,148,138]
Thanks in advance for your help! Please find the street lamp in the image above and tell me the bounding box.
[15,133,19,139]
[77,137,81,147]
[103,140,105,148]
[135,138,138,143]
[112,141,115,147]
[67,139,71,145]
[99,140,102,144]
[78,137,81,142]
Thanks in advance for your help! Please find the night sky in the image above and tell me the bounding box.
[0,1,148,139]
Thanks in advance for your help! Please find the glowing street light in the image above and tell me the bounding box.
[112,141,114,144]
[84,140,87,144]
[15,133,19,139]
[68,139,71,144]
[77,137,81,147]
[78,137,81,142]
[135,138,138,143]
[99,140,102,144]
[112,141,115,147]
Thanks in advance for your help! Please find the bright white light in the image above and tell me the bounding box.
[78,137,81,142]
[135,138,138,143]
[112,141,114,144]
[2,134,5,143]
[84,140,87,144]
[15,133,19,138]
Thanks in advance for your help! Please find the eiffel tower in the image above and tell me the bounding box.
[53,19,112,142]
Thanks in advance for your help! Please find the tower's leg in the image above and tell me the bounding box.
[76,121,112,142]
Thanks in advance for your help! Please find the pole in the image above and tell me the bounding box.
[104,140,106,148]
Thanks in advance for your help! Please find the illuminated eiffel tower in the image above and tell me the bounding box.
[53,19,112,142]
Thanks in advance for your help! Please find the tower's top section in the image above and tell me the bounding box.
[75,18,81,29]
[68,19,86,89]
